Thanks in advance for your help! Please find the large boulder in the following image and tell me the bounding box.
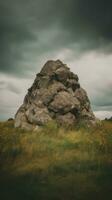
[15,60,96,130]
[48,91,80,114]
[26,105,52,126]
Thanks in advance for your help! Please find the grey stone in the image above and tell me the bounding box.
[54,67,70,83]
[26,105,52,126]
[15,60,96,129]
[56,113,76,126]
[66,79,80,91]
[40,60,64,76]
[74,88,89,105]
[48,91,80,114]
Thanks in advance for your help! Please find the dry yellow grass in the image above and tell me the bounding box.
[0,120,112,200]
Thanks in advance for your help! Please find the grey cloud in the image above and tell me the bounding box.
[92,87,112,108]
[1,0,112,77]
[7,83,21,94]
[0,81,6,88]
[0,80,21,94]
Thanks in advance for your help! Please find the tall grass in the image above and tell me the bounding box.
[0,120,112,200]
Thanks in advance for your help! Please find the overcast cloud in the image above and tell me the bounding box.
[0,0,112,120]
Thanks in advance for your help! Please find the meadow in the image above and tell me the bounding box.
[0,120,112,200]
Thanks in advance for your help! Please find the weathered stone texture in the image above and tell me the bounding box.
[15,60,96,130]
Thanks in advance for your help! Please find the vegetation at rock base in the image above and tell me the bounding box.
[0,120,112,200]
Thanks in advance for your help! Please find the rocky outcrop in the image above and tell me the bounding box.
[15,60,96,130]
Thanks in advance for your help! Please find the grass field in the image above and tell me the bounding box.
[0,120,112,200]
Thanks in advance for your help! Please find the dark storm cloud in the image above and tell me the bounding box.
[58,0,112,43]
[0,0,36,75]
[0,0,112,77]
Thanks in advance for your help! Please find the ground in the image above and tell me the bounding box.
[0,120,112,200]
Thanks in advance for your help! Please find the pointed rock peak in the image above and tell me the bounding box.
[40,60,68,75]
[55,59,63,65]
[55,59,64,65]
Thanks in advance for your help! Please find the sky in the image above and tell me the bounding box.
[0,0,112,120]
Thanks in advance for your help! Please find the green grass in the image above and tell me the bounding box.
[0,120,112,200]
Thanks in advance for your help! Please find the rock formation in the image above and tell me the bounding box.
[15,60,96,130]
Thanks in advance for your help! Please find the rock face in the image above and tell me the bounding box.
[15,60,96,130]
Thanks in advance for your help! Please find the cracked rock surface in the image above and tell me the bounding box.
[15,60,96,130]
